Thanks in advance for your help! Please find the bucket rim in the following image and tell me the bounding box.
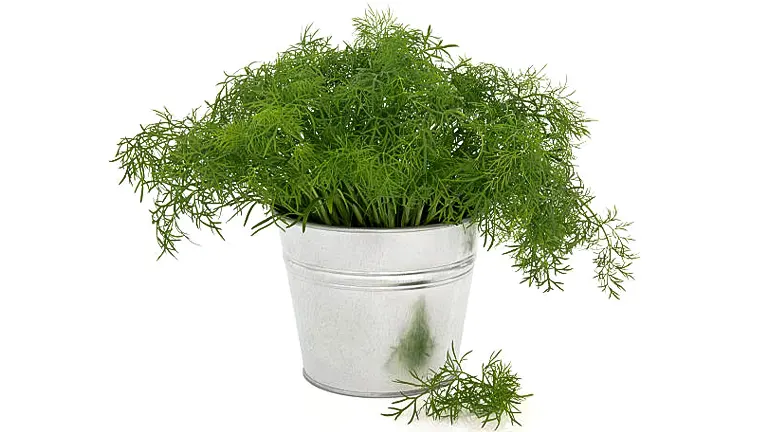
[276,215,475,234]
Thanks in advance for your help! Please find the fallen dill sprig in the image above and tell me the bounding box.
[383,344,532,429]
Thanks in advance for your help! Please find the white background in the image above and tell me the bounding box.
[1,0,766,431]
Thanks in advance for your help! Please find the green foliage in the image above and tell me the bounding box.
[112,8,637,297]
[383,344,532,428]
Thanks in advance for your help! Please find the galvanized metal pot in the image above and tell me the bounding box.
[279,220,477,397]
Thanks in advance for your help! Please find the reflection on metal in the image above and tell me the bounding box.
[389,296,434,372]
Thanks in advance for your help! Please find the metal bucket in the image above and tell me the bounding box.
[279,220,477,397]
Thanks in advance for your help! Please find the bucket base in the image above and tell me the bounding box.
[302,369,425,398]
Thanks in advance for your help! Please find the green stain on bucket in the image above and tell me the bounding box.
[390,296,435,371]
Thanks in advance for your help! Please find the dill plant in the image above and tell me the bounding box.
[113,8,636,298]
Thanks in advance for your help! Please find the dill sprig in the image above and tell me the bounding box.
[112,7,637,297]
[383,344,532,429]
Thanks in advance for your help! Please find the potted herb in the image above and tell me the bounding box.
[113,9,636,397]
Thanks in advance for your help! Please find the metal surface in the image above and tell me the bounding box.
[280,220,477,397]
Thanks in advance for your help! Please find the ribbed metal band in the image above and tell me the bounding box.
[283,253,475,291]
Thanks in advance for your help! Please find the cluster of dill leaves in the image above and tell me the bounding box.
[113,8,636,298]
[384,344,532,429]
